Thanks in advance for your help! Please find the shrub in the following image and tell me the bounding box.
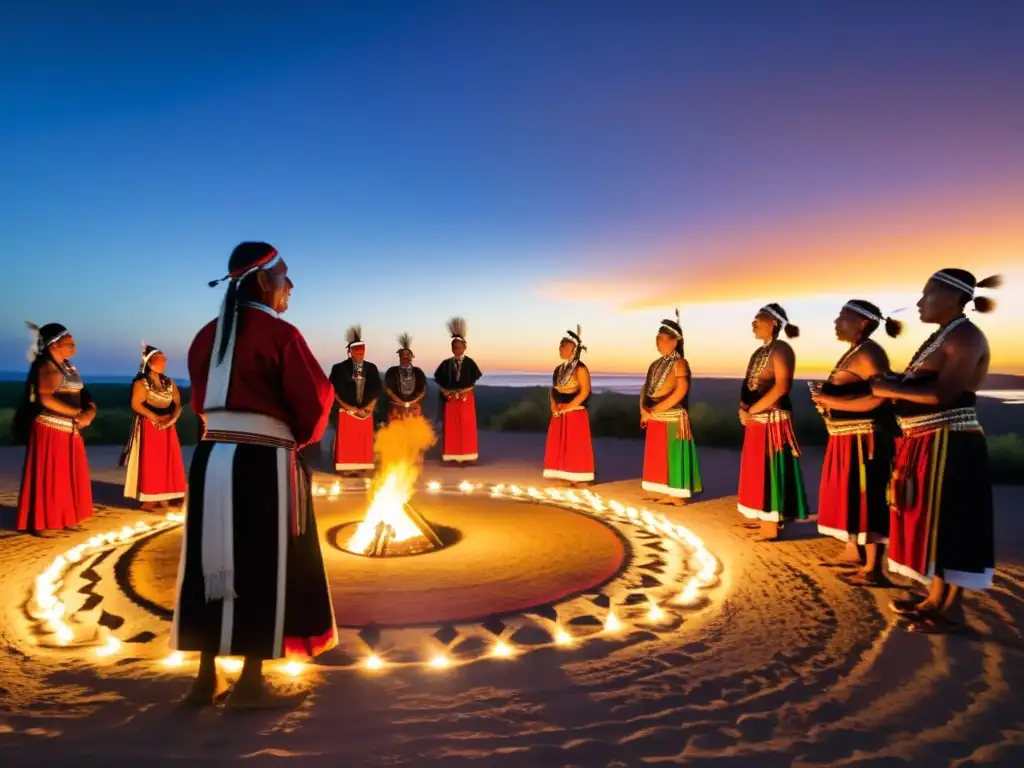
[989,433,1024,485]
[489,400,548,432]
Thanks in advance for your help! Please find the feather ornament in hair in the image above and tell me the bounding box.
[346,325,363,345]
[576,324,582,339]
[397,332,413,350]
[25,321,41,363]
[447,316,467,339]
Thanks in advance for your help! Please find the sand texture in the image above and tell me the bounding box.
[1,433,1023,766]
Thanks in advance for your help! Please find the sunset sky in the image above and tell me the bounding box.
[2,1,1022,380]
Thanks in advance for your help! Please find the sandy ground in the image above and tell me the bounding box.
[1,431,1024,766]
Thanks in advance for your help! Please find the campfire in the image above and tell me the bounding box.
[342,416,443,557]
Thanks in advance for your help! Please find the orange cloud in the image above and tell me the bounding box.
[539,191,1024,309]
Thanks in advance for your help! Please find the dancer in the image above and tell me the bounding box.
[15,323,96,537]
[172,242,336,709]
[543,325,595,485]
[810,301,900,584]
[871,269,1000,633]
[121,344,187,510]
[434,317,483,464]
[384,333,427,422]
[329,326,381,475]
[737,304,809,539]
[640,309,702,505]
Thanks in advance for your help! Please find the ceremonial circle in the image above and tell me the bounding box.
[130,487,631,627]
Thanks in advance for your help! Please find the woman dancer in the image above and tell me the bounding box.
[811,301,900,585]
[15,323,96,537]
[543,325,594,485]
[640,309,702,505]
[737,304,809,540]
[871,269,999,633]
[121,344,187,510]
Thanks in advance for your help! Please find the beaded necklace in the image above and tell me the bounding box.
[902,316,968,380]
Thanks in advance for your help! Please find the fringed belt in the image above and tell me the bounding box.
[897,407,981,438]
[203,411,297,450]
[746,409,791,425]
[648,408,693,439]
[746,409,800,456]
[36,413,77,433]
[825,417,876,437]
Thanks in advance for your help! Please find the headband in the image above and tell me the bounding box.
[930,270,975,297]
[843,302,883,323]
[760,306,787,327]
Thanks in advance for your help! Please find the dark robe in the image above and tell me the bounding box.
[433,356,482,392]
[329,359,382,409]
[384,365,427,403]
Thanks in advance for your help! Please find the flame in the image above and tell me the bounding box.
[344,417,437,554]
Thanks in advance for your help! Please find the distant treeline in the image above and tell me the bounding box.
[1,380,1021,483]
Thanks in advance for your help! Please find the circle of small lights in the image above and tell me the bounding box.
[26,480,720,677]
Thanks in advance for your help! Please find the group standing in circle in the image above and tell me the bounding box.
[10,244,1002,695]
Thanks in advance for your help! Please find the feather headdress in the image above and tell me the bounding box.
[397,332,414,356]
[24,321,69,362]
[346,325,365,350]
[447,316,467,342]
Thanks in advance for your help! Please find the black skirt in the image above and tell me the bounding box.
[171,439,337,659]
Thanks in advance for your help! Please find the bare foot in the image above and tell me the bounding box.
[656,496,687,506]
[180,670,228,708]
[140,502,159,512]
[226,679,307,711]
[30,529,60,538]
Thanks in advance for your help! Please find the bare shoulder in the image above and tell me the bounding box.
[772,340,795,362]
[675,358,689,375]
[858,339,890,370]
[947,320,988,351]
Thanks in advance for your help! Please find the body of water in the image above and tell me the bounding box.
[1,370,1020,403]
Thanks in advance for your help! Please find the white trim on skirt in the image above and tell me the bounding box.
[641,480,691,498]
[543,469,594,482]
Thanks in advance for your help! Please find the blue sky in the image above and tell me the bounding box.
[3,1,1022,378]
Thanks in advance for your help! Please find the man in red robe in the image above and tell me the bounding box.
[172,242,337,709]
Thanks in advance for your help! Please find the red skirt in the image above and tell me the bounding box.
[543,408,594,482]
[442,391,478,462]
[737,412,809,523]
[334,410,375,471]
[817,431,892,544]
[17,416,93,531]
[888,428,994,589]
[122,416,188,502]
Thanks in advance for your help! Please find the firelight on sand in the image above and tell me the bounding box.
[342,417,443,557]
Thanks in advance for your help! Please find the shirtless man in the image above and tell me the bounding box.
[640,310,702,505]
[870,269,1000,634]
[737,303,809,540]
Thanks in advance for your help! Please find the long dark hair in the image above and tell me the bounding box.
[12,323,67,444]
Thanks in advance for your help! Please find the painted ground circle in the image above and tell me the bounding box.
[127,491,628,627]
